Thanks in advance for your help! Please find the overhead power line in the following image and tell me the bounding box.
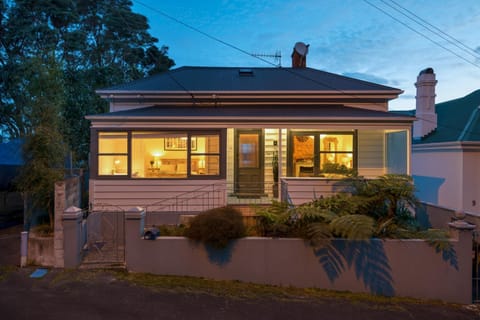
[133,0,279,68]
[382,0,480,61]
[363,0,480,70]
[132,0,480,138]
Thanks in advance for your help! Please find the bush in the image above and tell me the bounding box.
[185,206,246,249]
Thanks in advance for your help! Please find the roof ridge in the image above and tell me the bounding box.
[459,106,480,141]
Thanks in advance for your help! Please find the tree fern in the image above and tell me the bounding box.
[330,214,375,240]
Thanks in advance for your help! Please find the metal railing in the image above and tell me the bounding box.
[145,183,227,213]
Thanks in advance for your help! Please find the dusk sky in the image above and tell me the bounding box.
[132,0,480,110]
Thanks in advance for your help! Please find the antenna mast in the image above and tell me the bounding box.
[251,50,282,67]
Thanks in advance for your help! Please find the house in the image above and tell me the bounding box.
[409,68,480,214]
[0,139,24,227]
[86,43,414,222]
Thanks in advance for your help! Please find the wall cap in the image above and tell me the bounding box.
[448,220,476,230]
[63,206,83,220]
[125,207,145,220]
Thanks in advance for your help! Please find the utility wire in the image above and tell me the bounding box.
[363,0,480,69]
[381,0,480,61]
[132,0,480,138]
[133,0,279,68]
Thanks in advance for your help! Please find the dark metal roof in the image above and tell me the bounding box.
[412,89,480,143]
[97,66,402,93]
[87,104,414,122]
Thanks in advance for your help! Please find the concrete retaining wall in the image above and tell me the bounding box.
[27,233,55,267]
[124,211,472,304]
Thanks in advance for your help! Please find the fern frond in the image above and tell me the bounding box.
[307,222,333,248]
[330,214,375,240]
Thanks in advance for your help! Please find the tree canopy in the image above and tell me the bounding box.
[0,0,175,164]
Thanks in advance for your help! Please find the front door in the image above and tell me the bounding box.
[235,129,264,197]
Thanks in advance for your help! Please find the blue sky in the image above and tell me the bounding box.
[132,0,480,110]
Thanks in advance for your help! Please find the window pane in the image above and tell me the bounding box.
[238,134,259,168]
[320,134,353,152]
[99,132,127,153]
[131,132,187,178]
[191,135,220,154]
[191,155,219,175]
[292,135,314,177]
[386,130,407,174]
[98,155,128,175]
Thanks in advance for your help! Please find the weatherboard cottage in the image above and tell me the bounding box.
[86,43,414,222]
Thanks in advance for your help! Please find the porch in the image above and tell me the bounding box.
[89,126,410,220]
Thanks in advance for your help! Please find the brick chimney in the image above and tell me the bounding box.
[291,42,309,68]
[413,68,437,139]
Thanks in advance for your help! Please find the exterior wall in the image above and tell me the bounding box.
[125,213,471,303]
[281,178,347,205]
[463,150,480,213]
[88,126,411,210]
[412,149,463,211]
[263,129,287,196]
[357,130,385,177]
[27,233,55,267]
[89,179,226,212]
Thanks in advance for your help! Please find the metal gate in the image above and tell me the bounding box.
[473,231,480,303]
[83,210,125,267]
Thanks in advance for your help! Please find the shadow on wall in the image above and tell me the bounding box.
[315,240,394,296]
[413,175,445,205]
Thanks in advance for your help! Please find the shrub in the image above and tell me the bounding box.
[255,201,293,237]
[185,206,246,249]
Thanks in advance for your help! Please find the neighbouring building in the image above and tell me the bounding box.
[410,68,480,214]
[86,43,414,222]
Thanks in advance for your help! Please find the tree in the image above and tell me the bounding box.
[0,0,175,165]
[15,55,66,230]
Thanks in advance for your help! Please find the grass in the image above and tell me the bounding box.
[1,267,474,315]
[109,269,459,308]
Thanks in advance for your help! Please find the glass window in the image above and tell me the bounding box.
[238,134,259,168]
[191,135,221,175]
[98,132,128,176]
[292,135,314,177]
[131,132,187,178]
[385,130,407,174]
[96,131,222,179]
[290,131,355,177]
[319,134,354,175]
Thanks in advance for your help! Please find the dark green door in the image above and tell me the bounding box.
[235,129,264,197]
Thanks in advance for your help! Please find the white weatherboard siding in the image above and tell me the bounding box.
[357,130,385,178]
[89,179,226,211]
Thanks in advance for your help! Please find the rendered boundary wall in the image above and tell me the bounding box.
[125,210,473,304]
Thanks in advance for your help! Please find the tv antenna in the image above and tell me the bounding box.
[251,50,282,67]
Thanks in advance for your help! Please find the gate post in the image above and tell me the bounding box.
[63,206,84,268]
[124,207,145,270]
